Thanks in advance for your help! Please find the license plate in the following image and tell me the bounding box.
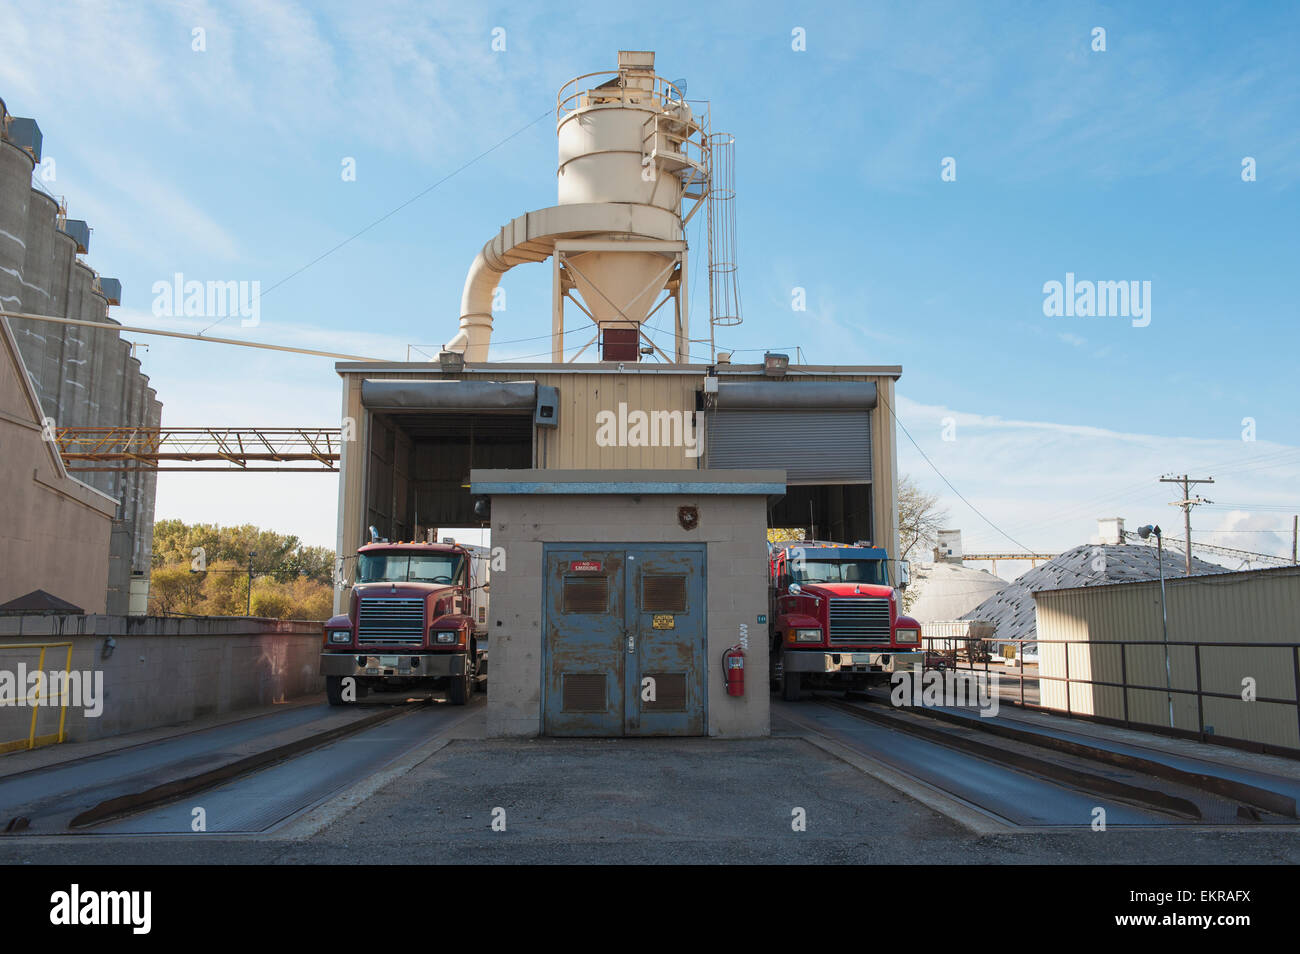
[380,655,399,667]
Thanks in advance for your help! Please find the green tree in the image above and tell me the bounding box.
[150,521,337,620]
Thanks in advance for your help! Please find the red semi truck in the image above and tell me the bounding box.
[769,540,923,700]
[321,538,489,706]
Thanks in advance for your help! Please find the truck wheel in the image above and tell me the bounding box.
[782,671,802,702]
[448,659,473,706]
[326,676,349,706]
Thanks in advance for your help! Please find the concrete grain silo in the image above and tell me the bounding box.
[0,97,162,614]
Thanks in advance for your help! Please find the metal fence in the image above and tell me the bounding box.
[920,634,1300,758]
[0,641,75,754]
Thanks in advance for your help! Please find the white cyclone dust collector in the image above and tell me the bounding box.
[444,50,742,363]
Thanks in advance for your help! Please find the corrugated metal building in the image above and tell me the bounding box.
[1034,565,1300,753]
[332,360,903,738]
[334,362,901,569]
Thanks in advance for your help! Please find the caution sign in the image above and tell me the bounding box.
[652,614,675,630]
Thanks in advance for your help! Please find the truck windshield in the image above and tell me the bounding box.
[791,559,889,586]
[357,553,462,585]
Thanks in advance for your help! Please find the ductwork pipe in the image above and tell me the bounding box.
[443,202,681,362]
[445,245,502,362]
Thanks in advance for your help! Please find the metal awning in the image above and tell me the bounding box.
[361,379,541,411]
[713,380,877,409]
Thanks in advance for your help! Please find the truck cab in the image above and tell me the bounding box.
[769,540,923,700]
[320,540,489,705]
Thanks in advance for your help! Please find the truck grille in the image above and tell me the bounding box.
[828,597,891,643]
[357,597,425,646]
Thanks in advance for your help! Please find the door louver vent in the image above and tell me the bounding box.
[562,576,609,613]
[562,673,606,712]
[644,672,687,711]
[641,574,687,612]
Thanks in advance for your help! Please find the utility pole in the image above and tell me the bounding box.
[1160,475,1214,576]
[247,551,257,616]
[1293,515,1297,565]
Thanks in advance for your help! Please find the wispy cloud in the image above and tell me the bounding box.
[896,395,1300,557]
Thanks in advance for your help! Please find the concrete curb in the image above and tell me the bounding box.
[853,692,1298,819]
[67,704,417,829]
[821,698,1204,819]
[774,712,1017,836]
[276,736,459,841]
[0,696,324,782]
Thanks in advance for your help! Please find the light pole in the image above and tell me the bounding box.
[1138,525,1173,728]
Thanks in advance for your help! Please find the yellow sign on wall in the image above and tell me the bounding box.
[652,614,675,630]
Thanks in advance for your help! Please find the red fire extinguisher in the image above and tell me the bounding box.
[724,644,745,697]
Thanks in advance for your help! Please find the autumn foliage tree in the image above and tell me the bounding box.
[148,521,335,620]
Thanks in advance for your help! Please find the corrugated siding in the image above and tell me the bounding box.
[339,368,901,589]
[540,371,701,470]
[1035,568,1300,749]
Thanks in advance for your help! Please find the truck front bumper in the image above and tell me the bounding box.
[783,650,924,674]
[320,652,466,678]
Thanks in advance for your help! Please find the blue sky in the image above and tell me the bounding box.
[2,1,1297,570]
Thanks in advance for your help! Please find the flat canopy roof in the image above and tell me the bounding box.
[470,468,786,498]
[337,361,902,378]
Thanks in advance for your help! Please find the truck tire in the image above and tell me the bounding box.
[448,658,473,706]
[326,675,350,706]
[782,671,802,702]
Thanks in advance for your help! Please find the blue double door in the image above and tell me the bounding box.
[543,544,707,737]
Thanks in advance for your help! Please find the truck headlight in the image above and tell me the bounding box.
[894,628,920,645]
[435,631,458,644]
[329,630,352,644]
[794,629,822,643]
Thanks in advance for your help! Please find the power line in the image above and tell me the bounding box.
[1203,503,1299,512]
[1193,528,1296,533]
[873,388,1035,555]
[1160,474,1214,576]
[200,107,554,334]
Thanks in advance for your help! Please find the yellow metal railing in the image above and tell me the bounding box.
[0,642,74,754]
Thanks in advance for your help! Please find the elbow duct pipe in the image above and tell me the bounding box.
[445,202,682,362]
[445,246,498,361]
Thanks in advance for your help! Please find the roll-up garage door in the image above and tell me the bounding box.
[704,381,875,484]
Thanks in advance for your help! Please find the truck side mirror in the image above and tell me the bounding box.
[897,560,911,590]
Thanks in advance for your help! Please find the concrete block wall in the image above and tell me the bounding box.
[486,491,771,738]
[0,615,324,747]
